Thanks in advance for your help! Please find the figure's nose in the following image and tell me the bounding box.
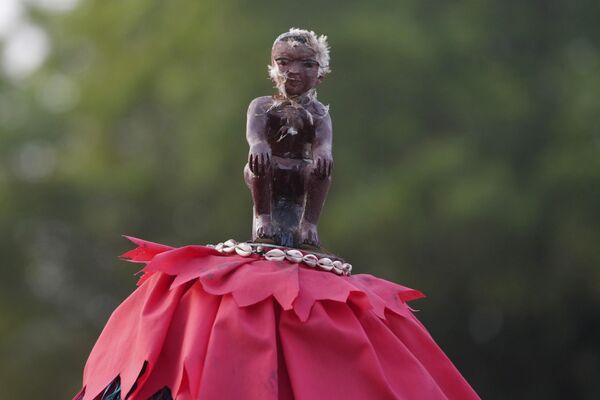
[288,61,301,75]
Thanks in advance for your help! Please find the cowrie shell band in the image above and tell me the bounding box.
[209,239,352,276]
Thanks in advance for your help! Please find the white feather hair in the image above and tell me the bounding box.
[282,28,331,77]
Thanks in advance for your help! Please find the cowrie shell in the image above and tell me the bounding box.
[332,260,344,275]
[285,249,303,263]
[318,257,334,271]
[265,248,285,261]
[302,253,318,267]
[222,239,237,253]
[235,242,253,257]
[215,243,224,252]
[224,239,237,247]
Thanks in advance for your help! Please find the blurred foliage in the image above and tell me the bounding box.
[1,0,599,398]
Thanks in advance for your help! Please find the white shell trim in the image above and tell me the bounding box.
[210,239,352,276]
[285,249,303,263]
[234,242,253,257]
[265,248,286,261]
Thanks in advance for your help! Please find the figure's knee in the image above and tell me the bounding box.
[243,163,252,182]
[244,163,272,185]
[306,164,332,183]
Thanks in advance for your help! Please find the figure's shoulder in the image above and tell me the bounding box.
[310,99,331,128]
[247,96,273,115]
[309,98,331,120]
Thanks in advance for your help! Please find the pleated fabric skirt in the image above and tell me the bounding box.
[74,237,480,400]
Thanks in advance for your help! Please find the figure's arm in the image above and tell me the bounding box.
[246,97,272,176]
[312,112,333,179]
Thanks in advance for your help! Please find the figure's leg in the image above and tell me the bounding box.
[300,165,331,247]
[244,163,274,240]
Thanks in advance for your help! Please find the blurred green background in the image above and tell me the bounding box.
[1,0,599,398]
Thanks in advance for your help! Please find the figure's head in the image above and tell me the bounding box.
[268,28,331,98]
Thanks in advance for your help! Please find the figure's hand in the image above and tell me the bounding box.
[248,142,271,176]
[313,151,333,179]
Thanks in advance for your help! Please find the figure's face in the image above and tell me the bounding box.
[271,41,321,96]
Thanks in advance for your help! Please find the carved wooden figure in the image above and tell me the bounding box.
[244,29,333,249]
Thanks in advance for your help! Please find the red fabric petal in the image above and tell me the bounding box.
[120,236,173,263]
[130,281,220,399]
[198,259,299,310]
[81,273,187,400]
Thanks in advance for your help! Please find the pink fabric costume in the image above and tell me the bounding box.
[74,236,480,400]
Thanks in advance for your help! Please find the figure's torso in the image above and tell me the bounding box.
[263,97,328,160]
[266,103,314,160]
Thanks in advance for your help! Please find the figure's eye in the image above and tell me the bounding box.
[303,60,318,68]
[276,59,289,67]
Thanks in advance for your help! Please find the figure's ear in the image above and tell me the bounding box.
[317,75,325,84]
[268,64,279,82]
